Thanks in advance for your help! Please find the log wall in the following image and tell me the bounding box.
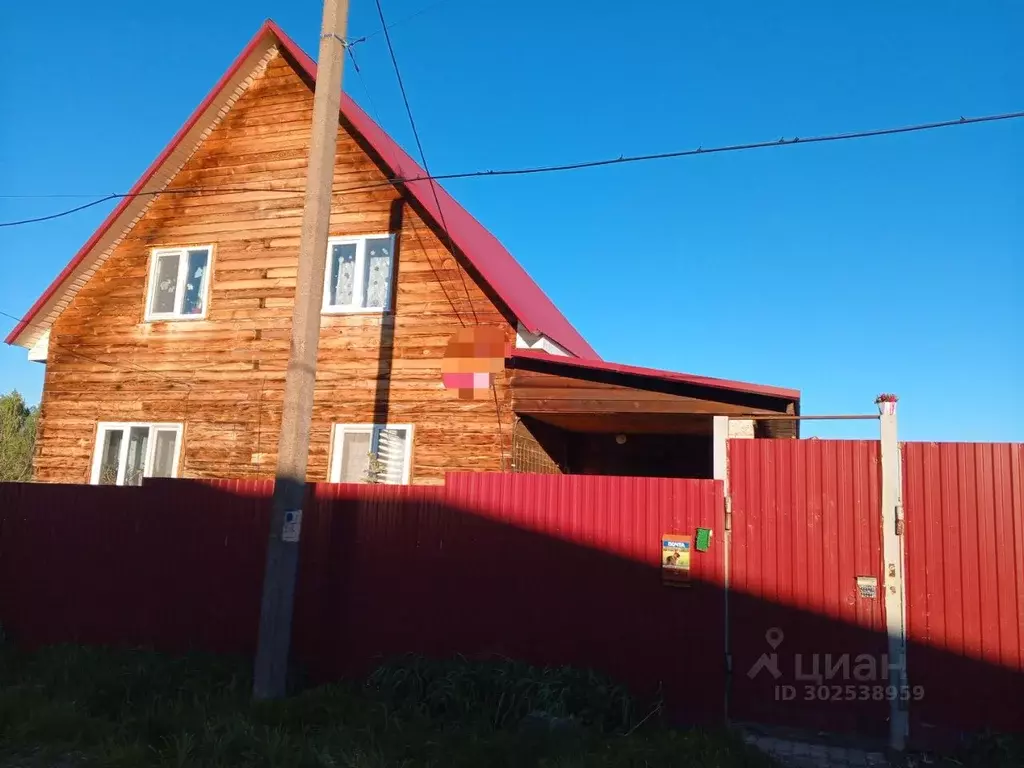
[35,49,514,485]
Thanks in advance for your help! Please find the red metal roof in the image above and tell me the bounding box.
[5,20,598,360]
[510,349,800,401]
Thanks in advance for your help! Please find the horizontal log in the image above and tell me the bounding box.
[37,53,516,487]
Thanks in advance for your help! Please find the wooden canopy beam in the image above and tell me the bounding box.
[510,371,786,417]
[508,357,799,438]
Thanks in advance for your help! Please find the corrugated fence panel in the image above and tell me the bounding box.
[902,442,1024,741]
[0,474,725,725]
[308,473,725,723]
[0,479,272,654]
[6,444,1024,741]
[729,439,888,737]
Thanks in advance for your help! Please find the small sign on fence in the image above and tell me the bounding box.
[662,534,692,587]
[282,510,302,543]
[856,575,878,599]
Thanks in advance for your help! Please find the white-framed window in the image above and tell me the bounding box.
[329,423,413,484]
[90,422,183,486]
[145,245,213,320]
[322,234,396,313]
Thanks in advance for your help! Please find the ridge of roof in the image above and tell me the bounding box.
[6,19,599,360]
[510,348,801,401]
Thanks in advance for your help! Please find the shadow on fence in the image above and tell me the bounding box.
[0,476,1020,747]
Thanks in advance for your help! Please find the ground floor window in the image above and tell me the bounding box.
[90,422,183,486]
[329,423,413,484]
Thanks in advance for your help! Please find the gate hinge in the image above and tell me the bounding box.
[724,496,733,531]
[895,504,904,536]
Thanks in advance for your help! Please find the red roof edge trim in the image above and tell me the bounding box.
[9,18,598,359]
[265,22,599,360]
[509,348,801,401]
[4,21,280,347]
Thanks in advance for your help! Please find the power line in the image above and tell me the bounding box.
[419,110,1024,180]
[3,195,121,226]
[0,185,308,228]
[373,0,508,473]
[373,0,478,325]
[0,193,110,199]
[2,109,1021,228]
[346,46,384,128]
[0,306,280,384]
[347,0,455,47]
[0,309,195,389]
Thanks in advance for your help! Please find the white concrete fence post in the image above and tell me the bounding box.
[712,415,731,721]
[878,396,909,752]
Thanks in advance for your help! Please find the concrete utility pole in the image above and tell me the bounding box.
[253,0,350,700]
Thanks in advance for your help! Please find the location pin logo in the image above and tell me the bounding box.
[765,627,784,649]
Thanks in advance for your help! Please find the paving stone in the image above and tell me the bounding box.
[741,731,892,768]
[808,744,830,760]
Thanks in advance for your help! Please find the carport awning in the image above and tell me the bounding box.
[507,350,800,438]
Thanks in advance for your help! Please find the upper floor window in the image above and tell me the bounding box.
[90,422,183,486]
[146,246,212,320]
[322,234,395,313]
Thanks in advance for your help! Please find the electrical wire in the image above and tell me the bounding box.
[373,0,480,324]
[346,46,384,129]
[2,109,1020,229]
[3,195,121,226]
[0,309,195,389]
[347,0,455,47]
[371,0,508,469]
[419,110,1024,181]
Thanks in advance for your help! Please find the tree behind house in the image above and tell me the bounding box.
[0,391,38,482]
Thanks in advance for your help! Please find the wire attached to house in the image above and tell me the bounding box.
[345,46,384,129]
[2,195,121,226]
[370,0,511,470]
[0,309,195,389]
[2,109,1022,228]
[372,0,480,326]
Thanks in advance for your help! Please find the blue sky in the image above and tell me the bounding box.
[0,1,1020,441]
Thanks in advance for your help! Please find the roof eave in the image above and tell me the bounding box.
[7,20,597,360]
[509,348,800,403]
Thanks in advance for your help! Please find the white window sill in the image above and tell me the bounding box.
[321,306,390,316]
[145,314,209,323]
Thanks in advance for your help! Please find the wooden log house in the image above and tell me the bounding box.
[6,21,799,487]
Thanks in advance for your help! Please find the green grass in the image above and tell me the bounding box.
[938,732,1024,768]
[0,645,774,768]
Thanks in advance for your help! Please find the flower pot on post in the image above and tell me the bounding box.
[875,393,898,416]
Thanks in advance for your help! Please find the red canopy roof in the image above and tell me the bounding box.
[510,349,800,401]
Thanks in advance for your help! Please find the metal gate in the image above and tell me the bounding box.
[902,441,1024,745]
[727,438,890,737]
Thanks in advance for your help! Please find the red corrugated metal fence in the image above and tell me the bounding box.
[729,439,888,737]
[0,473,725,723]
[902,442,1024,741]
[5,441,1022,740]
[0,479,270,653]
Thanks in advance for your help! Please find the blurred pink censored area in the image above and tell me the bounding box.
[441,327,509,400]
